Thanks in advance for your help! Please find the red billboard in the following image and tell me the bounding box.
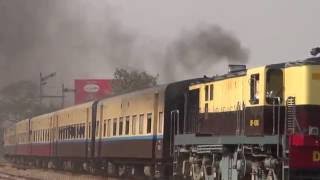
[74,79,112,104]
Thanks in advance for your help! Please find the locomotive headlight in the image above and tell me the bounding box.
[309,126,319,136]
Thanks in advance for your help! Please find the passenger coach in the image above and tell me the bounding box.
[3,79,197,177]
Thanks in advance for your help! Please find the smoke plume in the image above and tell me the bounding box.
[0,0,137,87]
[164,25,249,81]
[0,0,250,89]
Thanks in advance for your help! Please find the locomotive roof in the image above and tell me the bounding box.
[191,56,320,86]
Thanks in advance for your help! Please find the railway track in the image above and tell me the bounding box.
[0,162,120,180]
[0,171,39,180]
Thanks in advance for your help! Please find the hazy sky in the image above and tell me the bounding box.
[108,0,319,66]
[0,0,319,105]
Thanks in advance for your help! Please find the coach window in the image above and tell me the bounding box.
[89,124,91,138]
[139,114,144,134]
[132,115,137,135]
[72,125,76,139]
[76,124,79,138]
[113,118,117,136]
[96,121,100,137]
[81,124,84,138]
[80,123,85,138]
[125,116,130,135]
[79,124,82,138]
[158,112,163,133]
[65,127,68,140]
[62,127,65,140]
[78,124,81,138]
[205,85,209,101]
[147,113,152,134]
[249,74,260,104]
[68,126,71,139]
[65,126,68,139]
[107,119,111,137]
[96,121,100,136]
[119,117,123,136]
[103,120,107,137]
[64,127,67,139]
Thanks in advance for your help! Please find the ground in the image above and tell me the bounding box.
[0,162,117,180]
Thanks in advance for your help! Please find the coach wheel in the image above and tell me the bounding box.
[118,165,126,177]
[191,164,202,180]
[89,164,96,174]
[107,162,117,176]
[47,161,54,169]
[144,165,154,177]
[73,161,83,172]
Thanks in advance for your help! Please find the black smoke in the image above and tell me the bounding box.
[164,24,249,80]
[0,1,249,87]
[0,0,137,87]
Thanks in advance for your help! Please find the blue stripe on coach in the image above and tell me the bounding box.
[56,134,163,143]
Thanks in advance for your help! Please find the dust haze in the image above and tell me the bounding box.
[0,0,250,89]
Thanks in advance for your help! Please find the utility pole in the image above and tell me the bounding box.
[39,72,57,105]
[39,72,75,108]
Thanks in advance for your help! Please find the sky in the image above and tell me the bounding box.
[0,0,319,105]
[108,0,319,65]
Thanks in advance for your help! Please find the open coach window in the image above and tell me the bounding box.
[250,74,260,104]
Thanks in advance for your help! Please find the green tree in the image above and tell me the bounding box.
[111,68,158,94]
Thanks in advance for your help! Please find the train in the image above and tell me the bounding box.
[3,56,320,180]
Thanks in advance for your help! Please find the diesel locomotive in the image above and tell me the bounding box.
[3,56,320,180]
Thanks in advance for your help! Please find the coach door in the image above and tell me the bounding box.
[266,68,284,135]
[170,110,179,155]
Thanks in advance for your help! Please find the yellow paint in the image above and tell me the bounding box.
[249,120,260,127]
[189,66,266,114]
[99,87,165,137]
[313,151,320,162]
[15,119,29,144]
[285,65,320,105]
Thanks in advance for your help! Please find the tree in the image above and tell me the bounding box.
[111,68,158,94]
[0,81,57,123]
